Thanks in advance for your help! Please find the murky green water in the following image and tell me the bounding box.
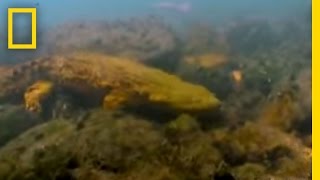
[0,1,311,179]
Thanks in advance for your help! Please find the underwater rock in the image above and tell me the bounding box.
[0,105,41,147]
[0,52,220,117]
[215,26,311,124]
[219,85,266,122]
[211,122,311,179]
[225,20,280,56]
[75,111,221,179]
[223,19,310,94]
[163,114,222,179]
[295,68,311,118]
[0,119,75,180]
[166,114,200,135]
[232,163,266,180]
[257,67,311,133]
[182,23,228,55]
[257,89,301,131]
[0,107,311,179]
[0,110,221,180]
[42,16,178,63]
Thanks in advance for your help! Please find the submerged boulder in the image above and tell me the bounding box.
[0,105,41,147]
[42,16,178,63]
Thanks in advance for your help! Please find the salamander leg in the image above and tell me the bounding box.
[24,80,54,113]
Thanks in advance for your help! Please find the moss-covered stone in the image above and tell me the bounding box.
[0,105,41,147]
[232,163,266,180]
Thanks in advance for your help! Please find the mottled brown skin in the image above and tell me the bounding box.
[0,52,220,114]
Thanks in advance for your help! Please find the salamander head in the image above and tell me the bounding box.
[149,84,221,113]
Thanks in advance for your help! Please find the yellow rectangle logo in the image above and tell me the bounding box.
[8,8,37,49]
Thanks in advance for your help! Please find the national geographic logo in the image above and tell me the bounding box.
[8,8,37,49]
